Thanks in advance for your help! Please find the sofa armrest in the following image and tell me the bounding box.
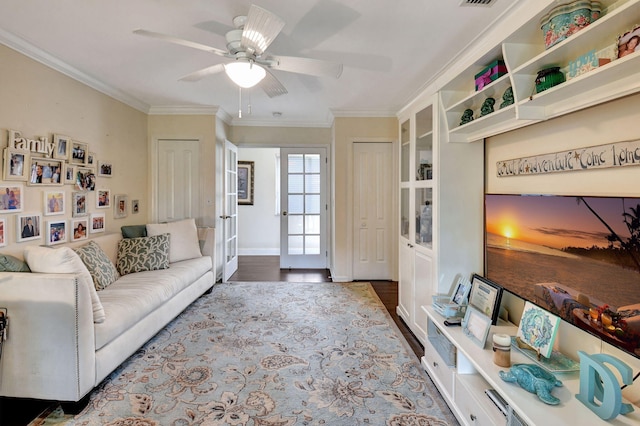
[0,272,96,401]
[197,227,215,269]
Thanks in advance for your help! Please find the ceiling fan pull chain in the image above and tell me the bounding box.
[238,87,242,118]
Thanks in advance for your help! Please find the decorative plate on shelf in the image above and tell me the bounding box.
[511,337,580,373]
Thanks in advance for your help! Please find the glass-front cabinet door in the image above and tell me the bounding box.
[400,119,410,184]
[415,105,433,182]
[415,188,433,249]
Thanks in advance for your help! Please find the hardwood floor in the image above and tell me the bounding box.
[1,256,424,426]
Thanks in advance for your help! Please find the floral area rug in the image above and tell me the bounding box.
[33,282,457,425]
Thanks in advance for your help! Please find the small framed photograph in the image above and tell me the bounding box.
[72,192,88,217]
[71,218,89,241]
[63,163,76,185]
[87,152,96,167]
[90,212,105,233]
[98,161,113,177]
[0,217,7,247]
[44,190,65,216]
[450,274,472,305]
[238,161,254,205]
[114,194,128,219]
[132,199,140,214]
[617,25,640,59]
[53,134,71,160]
[45,220,67,246]
[0,184,24,213]
[516,301,561,359]
[96,189,111,208]
[468,273,503,325]
[17,213,42,243]
[70,141,89,165]
[462,306,492,348]
[28,157,63,186]
[3,148,29,181]
[75,168,96,191]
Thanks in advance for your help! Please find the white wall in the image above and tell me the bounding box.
[238,147,280,255]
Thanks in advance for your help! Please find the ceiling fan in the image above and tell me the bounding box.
[134,4,343,98]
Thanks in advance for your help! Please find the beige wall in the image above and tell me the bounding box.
[230,125,331,146]
[0,44,147,255]
[332,117,398,281]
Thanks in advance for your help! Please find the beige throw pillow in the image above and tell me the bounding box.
[146,218,201,263]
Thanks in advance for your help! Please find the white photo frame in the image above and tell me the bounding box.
[28,157,63,186]
[451,275,472,305]
[63,163,76,185]
[70,141,88,165]
[98,161,112,177]
[0,184,24,213]
[132,199,140,214]
[72,192,88,217]
[0,217,7,247]
[45,220,67,246]
[71,218,89,242]
[114,194,128,219]
[17,213,42,243]
[53,134,71,160]
[96,189,111,209]
[3,148,29,181]
[44,190,65,216]
[75,167,96,191]
[90,212,105,234]
[87,152,96,167]
[462,306,492,348]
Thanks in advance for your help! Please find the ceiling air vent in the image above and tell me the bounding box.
[459,0,496,6]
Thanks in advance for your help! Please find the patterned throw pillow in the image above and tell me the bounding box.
[74,240,120,291]
[0,254,31,272]
[117,233,170,276]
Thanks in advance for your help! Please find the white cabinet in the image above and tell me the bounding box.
[441,0,640,143]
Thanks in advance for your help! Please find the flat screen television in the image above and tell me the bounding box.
[485,194,640,359]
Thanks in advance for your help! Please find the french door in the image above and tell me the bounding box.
[222,140,238,281]
[279,147,328,269]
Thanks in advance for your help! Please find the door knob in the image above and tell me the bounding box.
[282,211,288,216]
[219,215,231,219]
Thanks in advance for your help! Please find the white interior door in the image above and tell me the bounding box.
[352,142,393,280]
[157,139,199,223]
[280,147,327,269]
[223,140,238,281]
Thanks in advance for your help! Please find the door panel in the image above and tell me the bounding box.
[157,139,199,223]
[223,140,238,281]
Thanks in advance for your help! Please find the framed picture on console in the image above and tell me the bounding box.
[468,274,503,325]
[462,306,492,348]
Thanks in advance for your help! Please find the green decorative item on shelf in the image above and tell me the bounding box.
[460,109,474,125]
[535,66,565,93]
[480,97,495,116]
[500,87,514,108]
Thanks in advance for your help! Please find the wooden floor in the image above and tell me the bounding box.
[0,256,424,426]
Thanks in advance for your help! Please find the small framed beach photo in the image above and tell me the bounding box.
[462,306,492,348]
[3,148,29,181]
[72,192,88,217]
[0,217,7,247]
[71,218,89,242]
[114,194,128,219]
[0,184,24,213]
[98,161,113,177]
[468,274,503,325]
[28,157,63,186]
[17,213,42,243]
[90,212,105,234]
[44,190,65,216]
[70,141,89,165]
[53,134,71,160]
[96,189,111,209]
[45,220,67,246]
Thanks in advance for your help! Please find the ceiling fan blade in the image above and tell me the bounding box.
[241,5,285,56]
[133,29,228,57]
[260,69,288,98]
[179,64,225,82]
[270,55,343,78]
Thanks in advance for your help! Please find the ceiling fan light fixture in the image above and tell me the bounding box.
[224,61,266,88]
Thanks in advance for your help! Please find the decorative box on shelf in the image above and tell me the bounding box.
[427,317,456,367]
[474,59,507,91]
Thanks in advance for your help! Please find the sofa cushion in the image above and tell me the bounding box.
[0,254,31,272]
[146,218,201,263]
[74,240,120,291]
[117,233,170,275]
[23,246,106,323]
[121,225,147,239]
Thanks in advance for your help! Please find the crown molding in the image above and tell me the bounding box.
[0,28,150,114]
[148,106,220,116]
[229,117,333,128]
[331,109,397,118]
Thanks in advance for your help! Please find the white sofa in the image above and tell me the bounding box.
[0,221,215,402]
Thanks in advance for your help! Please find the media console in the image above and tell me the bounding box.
[421,305,640,426]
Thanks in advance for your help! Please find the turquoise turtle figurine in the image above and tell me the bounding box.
[499,363,563,405]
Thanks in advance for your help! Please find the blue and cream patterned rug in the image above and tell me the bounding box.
[33,282,457,425]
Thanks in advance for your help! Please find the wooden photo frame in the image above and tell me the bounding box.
[75,167,96,191]
[71,218,89,242]
[114,194,128,219]
[0,184,24,213]
[3,148,29,181]
[72,192,88,217]
[98,161,112,177]
[17,213,42,243]
[462,306,492,348]
[70,141,89,165]
[468,273,503,325]
[90,212,105,234]
[238,161,254,205]
[44,190,65,216]
[0,217,6,247]
[53,134,71,160]
[96,189,111,209]
[45,220,67,246]
[28,157,63,186]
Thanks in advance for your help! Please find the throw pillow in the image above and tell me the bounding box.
[117,233,170,275]
[121,225,147,239]
[74,240,120,291]
[0,254,31,272]
[146,218,201,263]
[24,246,106,323]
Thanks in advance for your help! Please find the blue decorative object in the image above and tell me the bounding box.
[516,301,560,358]
[575,351,635,420]
[499,363,563,405]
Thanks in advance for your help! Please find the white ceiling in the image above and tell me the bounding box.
[0,0,518,127]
